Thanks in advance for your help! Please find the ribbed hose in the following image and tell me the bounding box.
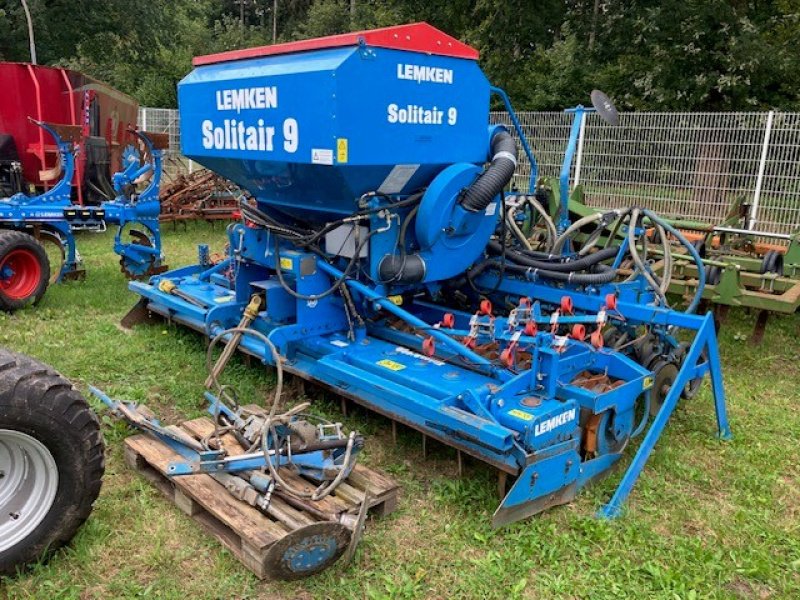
[473,260,617,285]
[380,130,517,284]
[460,130,518,212]
[487,240,619,272]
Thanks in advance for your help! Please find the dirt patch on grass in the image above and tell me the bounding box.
[726,576,774,599]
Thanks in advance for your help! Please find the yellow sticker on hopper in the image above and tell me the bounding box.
[337,138,348,163]
[279,257,293,270]
[377,359,405,371]
[508,409,534,421]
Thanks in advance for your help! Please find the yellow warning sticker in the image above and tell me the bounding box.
[643,376,654,390]
[337,138,348,163]
[279,257,293,270]
[387,295,403,306]
[508,409,534,421]
[377,359,406,371]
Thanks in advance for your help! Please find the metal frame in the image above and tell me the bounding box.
[0,122,166,281]
[125,27,731,525]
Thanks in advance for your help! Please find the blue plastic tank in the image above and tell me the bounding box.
[178,23,490,221]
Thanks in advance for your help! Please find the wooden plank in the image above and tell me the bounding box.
[347,464,399,496]
[125,435,286,548]
[122,412,400,580]
[332,481,365,506]
[276,469,351,514]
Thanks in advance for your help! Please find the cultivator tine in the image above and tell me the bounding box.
[750,310,769,345]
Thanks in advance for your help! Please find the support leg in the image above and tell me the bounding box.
[598,315,730,518]
[497,471,507,501]
[392,420,397,445]
[703,321,732,440]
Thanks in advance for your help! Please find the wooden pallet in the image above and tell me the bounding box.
[123,416,399,579]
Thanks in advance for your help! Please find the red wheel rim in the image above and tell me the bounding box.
[0,249,41,300]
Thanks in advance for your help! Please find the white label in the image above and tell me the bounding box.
[330,340,349,347]
[534,408,577,437]
[311,148,334,165]
[378,165,419,194]
[485,202,497,216]
[216,87,278,113]
[394,346,444,366]
[396,64,454,85]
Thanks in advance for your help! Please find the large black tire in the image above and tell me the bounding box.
[0,348,104,575]
[0,230,50,311]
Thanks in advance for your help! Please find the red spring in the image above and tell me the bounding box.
[463,337,476,349]
[500,347,514,368]
[560,296,574,315]
[422,337,436,356]
[571,324,586,340]
[590,328,604,349]
[442,313,455,328]
[479,299,493,315]
[605,293,617,311]
[524,321,538,336]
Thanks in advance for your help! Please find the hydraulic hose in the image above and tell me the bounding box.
[526,194,558,252]
[473,259,617,285]
[505,194,558,253]
[487,240,620,272]
[627,208,667,306]
[641,209,705,314]
[552,211,607,254]
[505,204,533,251]
[460,129,518,213]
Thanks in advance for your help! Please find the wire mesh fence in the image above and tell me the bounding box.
[491,110,800,237]
[137,107,193,181]
[140,106,800,236]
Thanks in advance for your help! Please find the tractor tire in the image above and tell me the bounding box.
[0,348,104,575]
[0,230,50,311]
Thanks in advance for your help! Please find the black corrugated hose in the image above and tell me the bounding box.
[460,130,518,212]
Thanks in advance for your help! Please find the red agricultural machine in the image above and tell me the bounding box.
[0,62,138,205]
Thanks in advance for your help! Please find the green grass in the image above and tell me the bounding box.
[1,223,799,599]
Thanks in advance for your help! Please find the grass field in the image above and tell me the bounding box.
[1,223,799,599]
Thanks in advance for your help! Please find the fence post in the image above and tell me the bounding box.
[140,107,147,132]
[574,111,587,187]
[749,110,774,230]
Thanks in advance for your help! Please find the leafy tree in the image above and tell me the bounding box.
[1,0,798,110]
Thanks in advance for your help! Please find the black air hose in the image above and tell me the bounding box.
[378,254,425,284]
[487,241,620,272]
[379,131,517,284]
[460,130,518,212]
[471,260,617,285]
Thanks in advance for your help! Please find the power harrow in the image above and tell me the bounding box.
[122,23,730,536]
[0,120,166,309]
